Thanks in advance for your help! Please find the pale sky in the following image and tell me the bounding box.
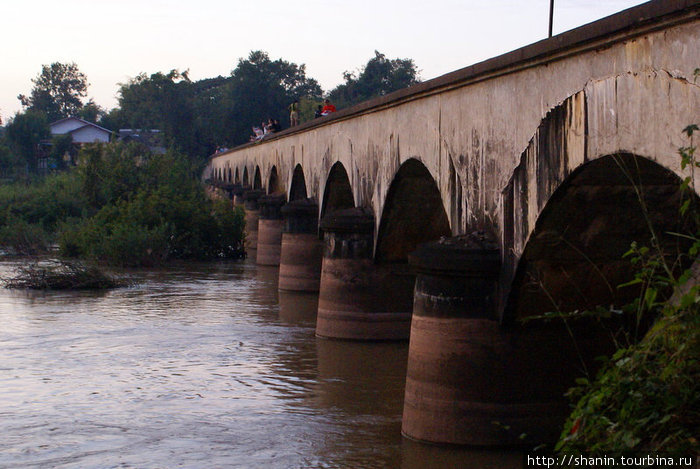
[1,0,647,123]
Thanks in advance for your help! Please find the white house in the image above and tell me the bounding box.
[49,117,112,144]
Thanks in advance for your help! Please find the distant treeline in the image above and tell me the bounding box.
[0,50,419,176]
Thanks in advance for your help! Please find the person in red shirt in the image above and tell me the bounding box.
[321,99,336,116]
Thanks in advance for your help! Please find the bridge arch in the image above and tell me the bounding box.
[234,167,240,184]
[375,158,450,262]
[242,167,249,187]
[288,164,308,202]
[501,73,700,322]
[253,166,262,190]
[268,166,280,195]
[227,167,232,183]
[504,152,698,323]
[321,162,354,219]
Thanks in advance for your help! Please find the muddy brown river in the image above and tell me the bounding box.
[0,259,522,468]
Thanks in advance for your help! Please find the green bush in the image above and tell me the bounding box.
[56,143,246,266]
[557,284,699,455]
[213,200,246,257]
[0,172,86,232]
[0,218,50,255]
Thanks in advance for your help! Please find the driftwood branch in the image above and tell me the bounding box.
[1,260,128,290]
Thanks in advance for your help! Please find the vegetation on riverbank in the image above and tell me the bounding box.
[0,142,245,267]
[555,125,700,456]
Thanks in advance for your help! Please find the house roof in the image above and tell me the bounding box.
[49,116,113,135]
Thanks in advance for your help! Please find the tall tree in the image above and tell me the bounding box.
[78,100,105,124]
[114,70,198,156]
[328,51,420,109]
[18,62,88,121]
[223,51,322,146]
[5,111,50,173]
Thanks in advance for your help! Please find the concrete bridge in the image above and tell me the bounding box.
[206,0,700,447]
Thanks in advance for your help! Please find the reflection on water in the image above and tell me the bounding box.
[0,259,522,468]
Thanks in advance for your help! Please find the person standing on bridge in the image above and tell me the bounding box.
[289,99,299,126]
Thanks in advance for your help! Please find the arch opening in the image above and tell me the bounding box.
[253,166,262,190]
[234,167,240,184]
[321,162,354,219]
[227,167,232,183]
[268,166,281,195]
[375,158,451,263]
[289,164,308,202]
[504,153,698,324]
[243,167,250,187]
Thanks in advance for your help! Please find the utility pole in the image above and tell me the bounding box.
[549,0,555,37]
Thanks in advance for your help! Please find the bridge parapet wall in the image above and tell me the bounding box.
[209,0,699,256]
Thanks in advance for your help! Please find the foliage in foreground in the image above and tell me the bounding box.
[1,260,126,290]
[556,285,699,454]
[556,125,700,456]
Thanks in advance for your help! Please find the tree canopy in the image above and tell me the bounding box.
[105,51,323,156]
[105,70,200,155]
[328,51,420,109]
[4,111,50,172]
[18,62,88,122]
[4,51,421,169]
[222,51,322,146]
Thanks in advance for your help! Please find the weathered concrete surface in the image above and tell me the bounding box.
[208,1,699,320]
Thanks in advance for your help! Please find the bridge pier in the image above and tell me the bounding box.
[232,184,245,208]
[256,194,286,266]
[279,198,323,292]
[316,208,411,340]
[243,190,263,253]
[401,235,606,446]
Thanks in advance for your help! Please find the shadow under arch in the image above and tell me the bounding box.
[375,158,451,263]
[242,167,250,187]
[227,167,232,183]
[289,164,308,202]
[321,162,354,219]
[253,166,262,190]
[234,167,240,184]
[268,166,281,195]
[503,153,697,325]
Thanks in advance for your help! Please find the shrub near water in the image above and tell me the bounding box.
[0,172,86,255]
[0,218,50,255]
[58,144,245,266]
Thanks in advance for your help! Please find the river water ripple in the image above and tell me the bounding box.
[0,259,521,468]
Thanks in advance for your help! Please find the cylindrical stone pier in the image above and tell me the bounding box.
[232,184,245,208]
[401,234,605,446]
[243,190,263,253]
[279,198,323,292]
[316,208,412,340]
[256,194,286,266]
